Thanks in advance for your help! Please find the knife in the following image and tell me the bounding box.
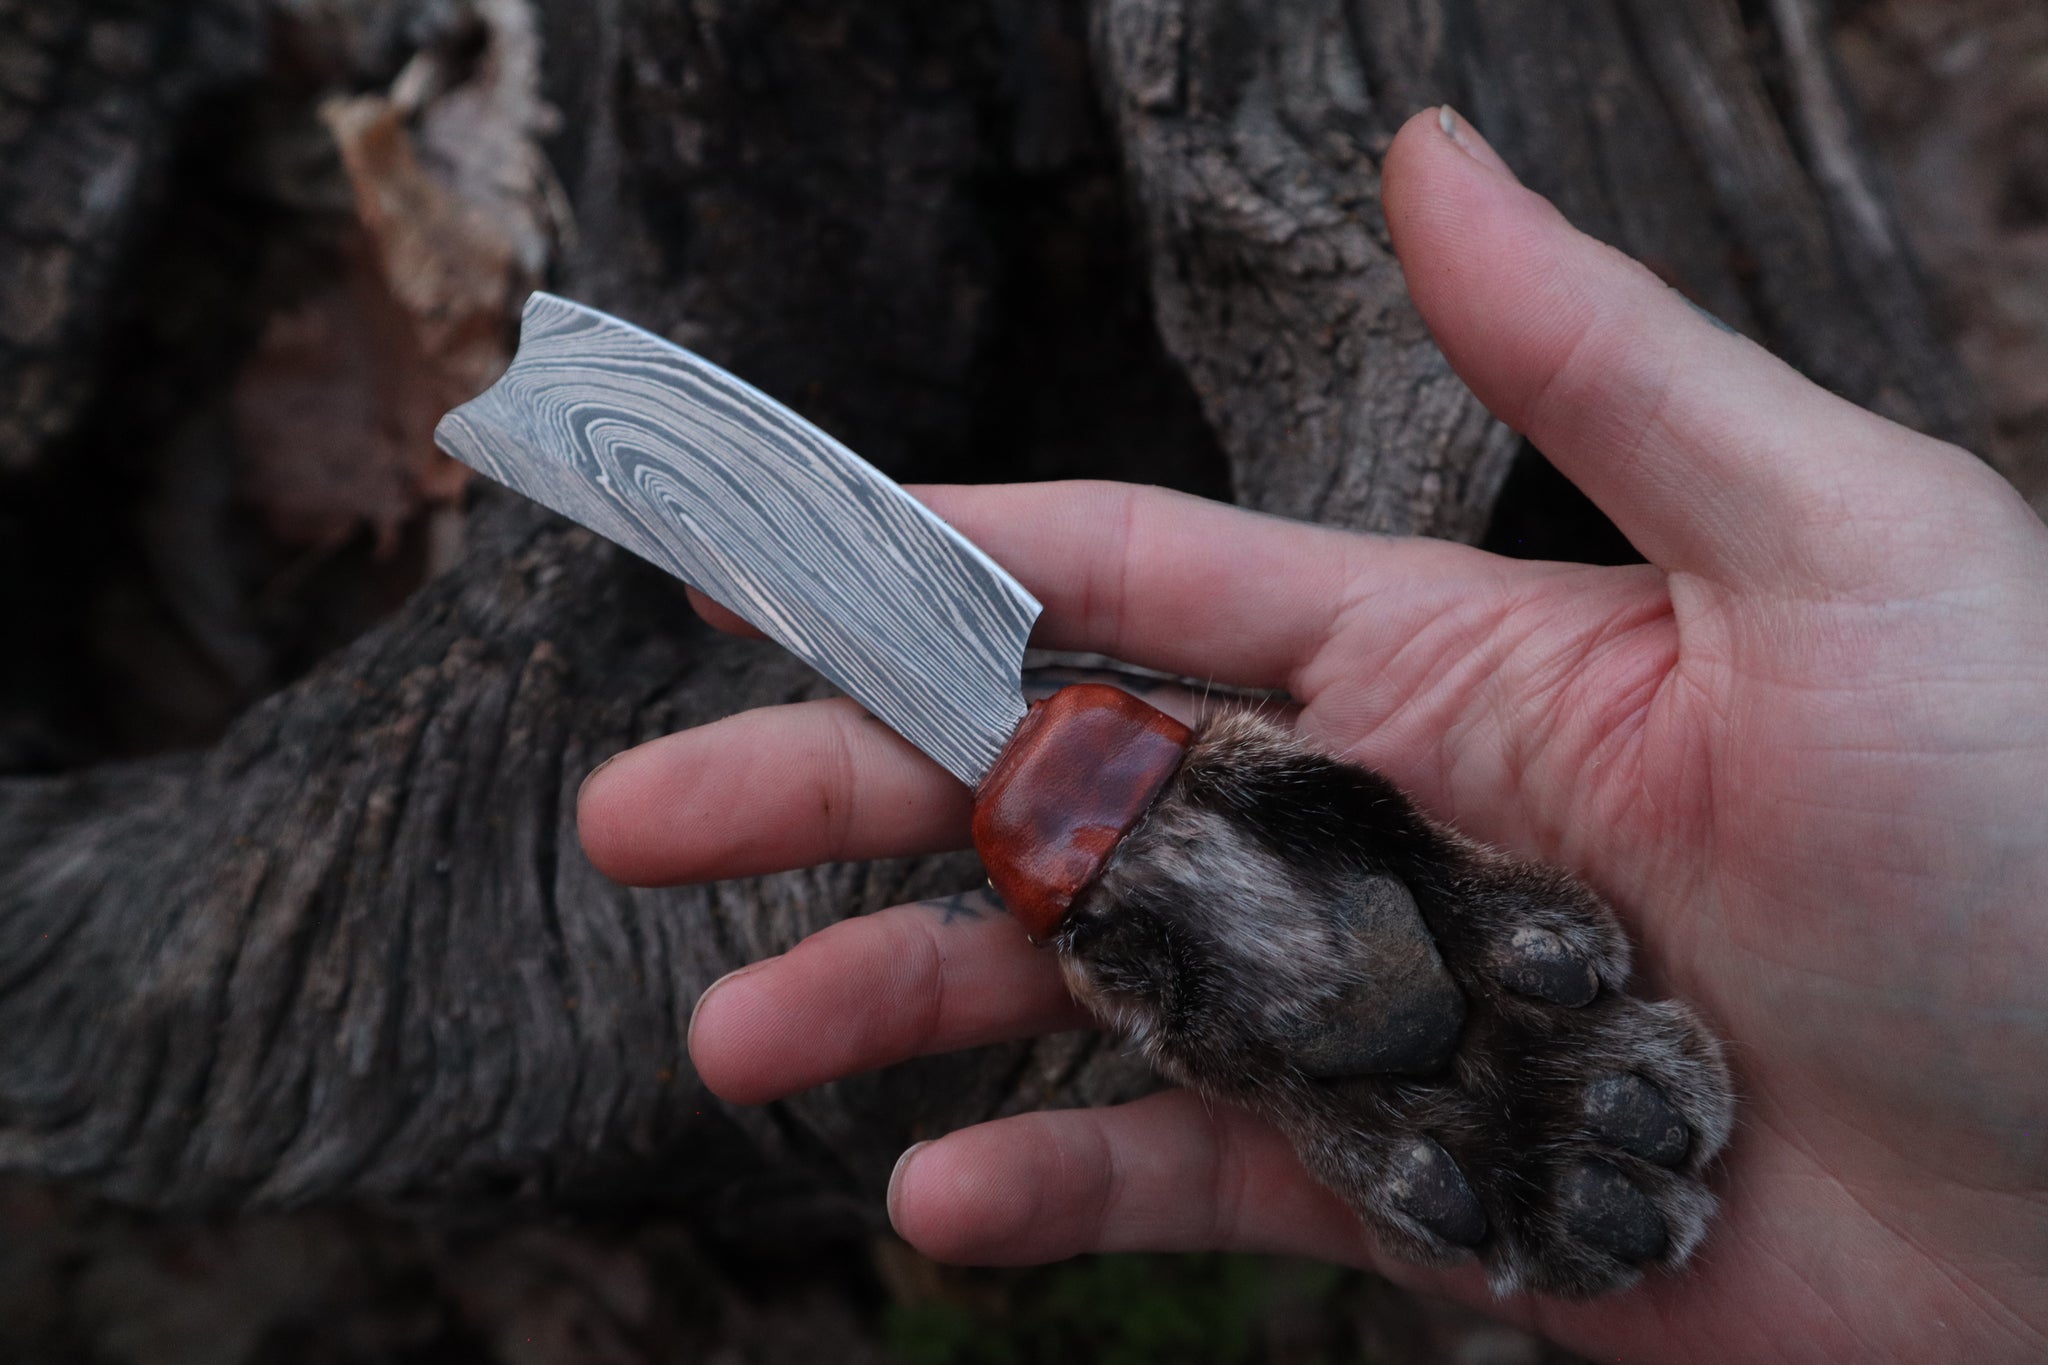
[436,292,1733,1297]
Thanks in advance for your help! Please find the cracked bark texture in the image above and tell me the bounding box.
[0,1,261,472]
[0,0,1981,1266]
[1097,0,1981,539]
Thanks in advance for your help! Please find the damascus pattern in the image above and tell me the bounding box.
[435,293,1042,785]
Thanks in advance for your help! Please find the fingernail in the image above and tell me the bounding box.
[577,750,626,802]
[887,1141,930,1228]
[686,965,753,1047]
[1437,105,1520,183]
[1681,294,1743,338]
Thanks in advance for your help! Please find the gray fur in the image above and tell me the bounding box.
[1048,708,1735,1298]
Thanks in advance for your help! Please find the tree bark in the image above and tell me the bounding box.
[0,0,1980,1252]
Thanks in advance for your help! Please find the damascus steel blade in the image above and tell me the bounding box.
[435,293,1042,786]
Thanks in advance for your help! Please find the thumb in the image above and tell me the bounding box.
[1383,106,1994,593]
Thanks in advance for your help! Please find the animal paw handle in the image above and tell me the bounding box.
[969,685,1734,1297]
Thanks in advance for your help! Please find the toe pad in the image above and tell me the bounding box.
[1559,1160,1667,1264]
[1388,1136,1487,1248]
[1497,927,1599,1006]
[1585,1074,1690,1166]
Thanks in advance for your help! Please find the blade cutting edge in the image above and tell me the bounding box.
[434,292,1042,786]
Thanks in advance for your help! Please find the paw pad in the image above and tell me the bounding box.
[1585,1073,1689,1165]
[1559,1160,1668,1264]
[1498,926,1599,1006]
[1388,1136,1487,1248]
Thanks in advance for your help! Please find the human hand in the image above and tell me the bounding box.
[577,107,2048,1361]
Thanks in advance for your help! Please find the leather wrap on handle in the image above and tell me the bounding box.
[970,684,1192,939]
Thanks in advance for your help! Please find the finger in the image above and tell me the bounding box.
[887,1093,1722,1355]
[887,1089,1374,1266]
[910,480,1504,691]
[700,482,1502,698]
[577,698,969,886]
[1383,106,1977,591]
[686,586,765,639]
[689,891,1086,1104]
[687,485,1485,697]
[576,664,1226,887]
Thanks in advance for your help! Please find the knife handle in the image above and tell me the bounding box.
[970,683,1192,940]
[967,684,1733,1298]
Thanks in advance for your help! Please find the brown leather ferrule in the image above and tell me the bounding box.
[970,683,1192,941]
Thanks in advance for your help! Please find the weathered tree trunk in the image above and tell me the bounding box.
[0,0,1979,1257]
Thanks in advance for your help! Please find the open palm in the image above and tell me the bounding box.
[579,110,2048,1362]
